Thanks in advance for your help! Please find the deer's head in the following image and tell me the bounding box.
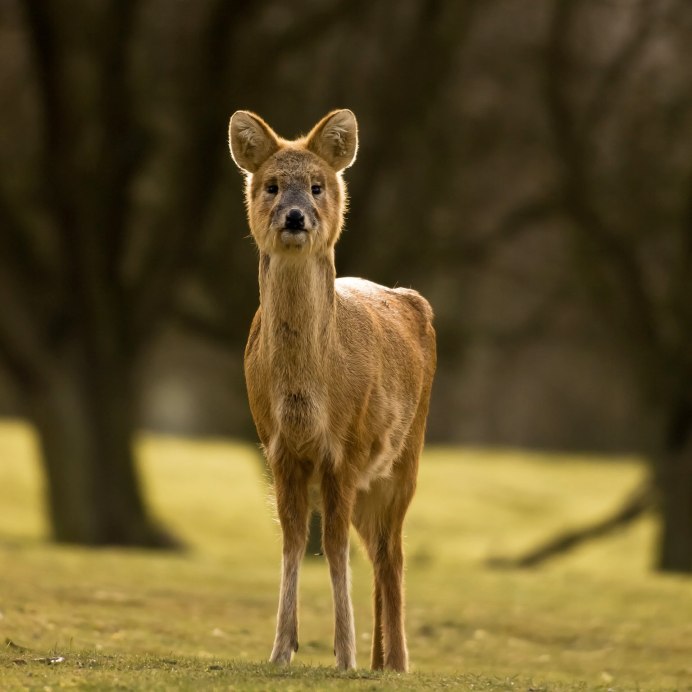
[229,110,358,255]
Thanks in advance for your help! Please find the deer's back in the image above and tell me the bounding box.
[329,278,436,481]
[334,277,435,383]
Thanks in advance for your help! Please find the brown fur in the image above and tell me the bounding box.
[228,109,436,672]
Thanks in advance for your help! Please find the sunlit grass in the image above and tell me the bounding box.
[1,419,690,690]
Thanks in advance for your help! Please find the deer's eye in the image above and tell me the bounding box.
[266,184,278,195]
[311,184,322,195]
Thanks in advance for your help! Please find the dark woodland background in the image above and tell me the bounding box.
[0,0,691,571]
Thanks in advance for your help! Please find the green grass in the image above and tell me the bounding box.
[1,420,691,690]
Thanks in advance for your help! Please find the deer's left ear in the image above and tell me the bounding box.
[305,109,358,171]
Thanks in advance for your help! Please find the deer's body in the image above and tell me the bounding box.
[229,109,436,672]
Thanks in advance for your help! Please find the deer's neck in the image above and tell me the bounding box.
[259,251,336,375]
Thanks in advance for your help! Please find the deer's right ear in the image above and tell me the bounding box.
[229,111,279,173]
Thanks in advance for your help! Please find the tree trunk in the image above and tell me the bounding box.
[656,398,692,572]
[657,447,692,572]
[27,357,176,548]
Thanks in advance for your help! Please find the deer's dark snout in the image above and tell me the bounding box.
[284,208,305,232]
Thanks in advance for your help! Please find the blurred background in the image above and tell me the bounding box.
[0,0,690,571]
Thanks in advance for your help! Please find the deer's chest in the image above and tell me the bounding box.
[246,309,337,456]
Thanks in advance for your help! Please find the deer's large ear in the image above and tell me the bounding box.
[228,111,279,173]
[305,109,358,171]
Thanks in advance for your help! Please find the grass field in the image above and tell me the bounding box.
[1,419,691,691]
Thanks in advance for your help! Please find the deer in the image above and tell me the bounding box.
[228,108,436,672]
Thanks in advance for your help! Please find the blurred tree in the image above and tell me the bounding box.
[0,0,370,547]
[1,0,690,574]
[542,0,692,572]
[0,0,259,545]
[497,0,692,572]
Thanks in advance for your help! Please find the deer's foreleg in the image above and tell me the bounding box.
[321,469,357,670]
[270,451,311,665]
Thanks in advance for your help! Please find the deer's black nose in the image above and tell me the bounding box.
[284,208,305,231]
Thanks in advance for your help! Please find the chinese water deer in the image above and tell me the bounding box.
[228,109,436,672]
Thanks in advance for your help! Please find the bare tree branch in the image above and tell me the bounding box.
[546,0,662,357]
[128,0,258,346]
[489,480,653,569]
[442,195,563,266]
[22,0,87,350]
[473,282,574,348]
[0,181,52,286]
[99,0,144,284]
[22,0,65,217]
[169,305,237,350]
[344,0,481,277]
[0,268,52,387]
[130,0,362,347]
[582,0,659,132]
[23,0,145,361]
[0,123,54,383]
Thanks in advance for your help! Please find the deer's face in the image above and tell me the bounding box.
[248,149,343,255]
[228,109,358,257]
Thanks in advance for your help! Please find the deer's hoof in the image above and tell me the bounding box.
[269,646,294,666]
[334,652,357,671]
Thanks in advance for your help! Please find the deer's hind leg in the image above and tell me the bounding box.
[353,469,416,673]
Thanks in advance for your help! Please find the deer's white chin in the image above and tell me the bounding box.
[280,230,309,248]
